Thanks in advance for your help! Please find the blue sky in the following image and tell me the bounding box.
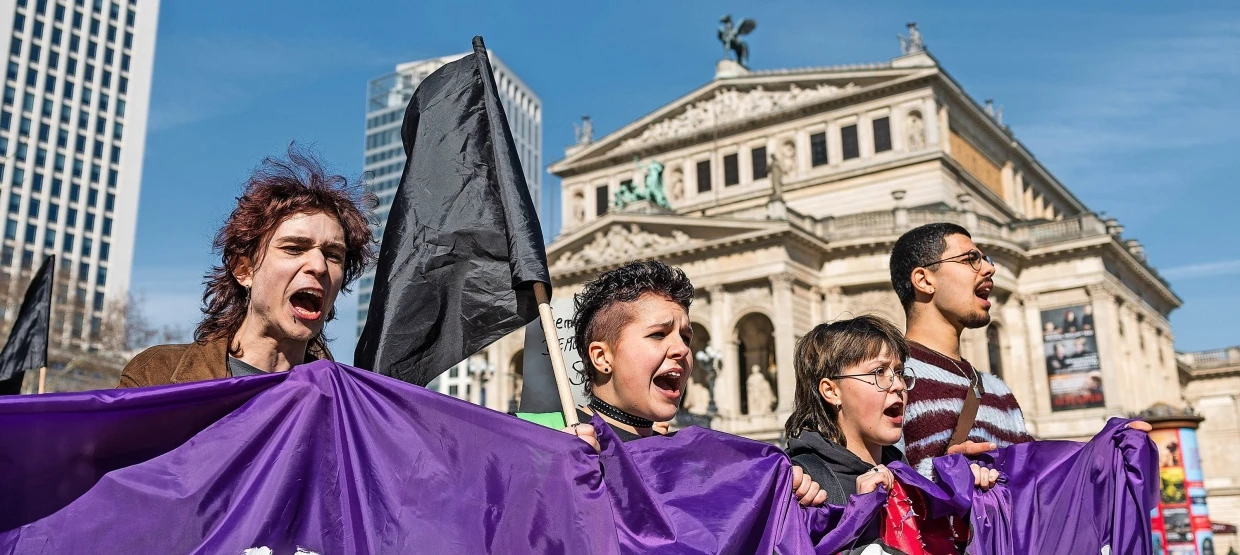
[133,1,1240,363]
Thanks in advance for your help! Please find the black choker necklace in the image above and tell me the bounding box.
[589,398,654,429]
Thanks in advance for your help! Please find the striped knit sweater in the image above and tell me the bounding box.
[902,341,1034,477]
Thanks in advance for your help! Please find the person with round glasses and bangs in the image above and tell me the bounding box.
[784,315,999,508]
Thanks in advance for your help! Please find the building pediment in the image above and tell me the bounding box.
[547,210,831,279]
[550,64,936,176]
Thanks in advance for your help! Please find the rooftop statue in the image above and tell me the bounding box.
[717,15,757,68]
[898,22,925,55]
[573,115,593,145]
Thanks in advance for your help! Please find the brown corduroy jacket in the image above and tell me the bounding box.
[116,338,328,388]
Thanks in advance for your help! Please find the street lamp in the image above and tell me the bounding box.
[676,345,723,429]
[466,356,496,408]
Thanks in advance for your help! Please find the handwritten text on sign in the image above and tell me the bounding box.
[520,297,588,412]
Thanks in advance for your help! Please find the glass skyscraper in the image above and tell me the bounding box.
[0,0,159,351]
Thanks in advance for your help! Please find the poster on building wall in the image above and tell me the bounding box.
[1150,428,1215,555]
[1040,304,1104,411]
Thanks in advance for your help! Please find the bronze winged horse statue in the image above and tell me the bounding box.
[718,15,757,68]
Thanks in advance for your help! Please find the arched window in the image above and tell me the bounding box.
[735,313,776,415]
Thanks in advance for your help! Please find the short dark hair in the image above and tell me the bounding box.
[889,223,971,311]
[196,145,377,356]
[573,260,694,398]
[784,315,909,441]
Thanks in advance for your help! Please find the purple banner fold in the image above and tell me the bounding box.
[0,361,1156,554]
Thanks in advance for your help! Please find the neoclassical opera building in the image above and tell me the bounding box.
[466,30,1240,540]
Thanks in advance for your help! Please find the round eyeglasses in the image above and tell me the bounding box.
[926,249,994,273]
[837,366,916,391]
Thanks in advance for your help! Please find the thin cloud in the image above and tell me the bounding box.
[1017,17,1240,217]
[1162,259,1240,280]
[148,35,401,132]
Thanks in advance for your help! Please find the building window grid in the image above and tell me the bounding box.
[872,117,892,153]
[810,132,828,167]
[722,153,739,187]
[841,124,860,160]
[695,159,711,193]
[751,146,768,180]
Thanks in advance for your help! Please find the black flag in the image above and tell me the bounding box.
[0,255,54,395]
[355,37,549,386]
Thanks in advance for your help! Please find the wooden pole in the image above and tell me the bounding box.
[37,366,46,394]
[533,282,579,426]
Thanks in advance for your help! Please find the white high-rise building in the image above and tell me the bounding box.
[358,51,541,401]
[0,0,159,349]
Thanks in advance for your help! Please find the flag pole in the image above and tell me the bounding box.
[533,282,579,426]
[37,366,46,394]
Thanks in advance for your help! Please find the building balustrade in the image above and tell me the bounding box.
[781,204,1162,284]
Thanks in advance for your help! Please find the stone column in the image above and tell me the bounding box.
[1002,295,1033,409]
[771,273,797,412]
[1022,295,1052,419]
[809,286,825,327]
[859,114,874,158]
[1157,330,1179,405]
[924,96,941,147]
[935,97,949,153]
[708,285,739,416]
[1086,285,1125,413]
[1118,303,1145,407]
[823,286,845,322]
[494,344,512,412]
[1139,321,1163,403]
[1001,161,1018,211]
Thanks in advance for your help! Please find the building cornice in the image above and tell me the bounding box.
[550,69,938,178]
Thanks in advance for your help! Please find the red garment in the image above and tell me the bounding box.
[875,481,964,555]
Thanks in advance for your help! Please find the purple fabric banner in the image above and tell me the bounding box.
[935,418,1159,554]
[0,361,1156,554]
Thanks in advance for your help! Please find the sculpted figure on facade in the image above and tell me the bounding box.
[642,159,671,208]
[768,141,795,200]
[682,373,712,415]
[620,83,858,150]
[612,180,638,208]
[906,110,926,150]
[551,224,693,269]
[746,364,776,415]
[614,158,671,210]
[667,167,684,202]
[768,152,784,199]
[571,190,585,224]
[779,140,797,176]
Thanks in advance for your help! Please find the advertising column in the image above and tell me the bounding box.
[1147,409,1215,555]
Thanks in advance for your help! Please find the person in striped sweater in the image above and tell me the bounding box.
[889,223,1034,476]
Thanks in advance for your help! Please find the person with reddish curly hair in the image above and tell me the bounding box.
[117,146,376,387]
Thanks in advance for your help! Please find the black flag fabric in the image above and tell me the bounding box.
[0,255,54,395]
[354,37,550,386]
